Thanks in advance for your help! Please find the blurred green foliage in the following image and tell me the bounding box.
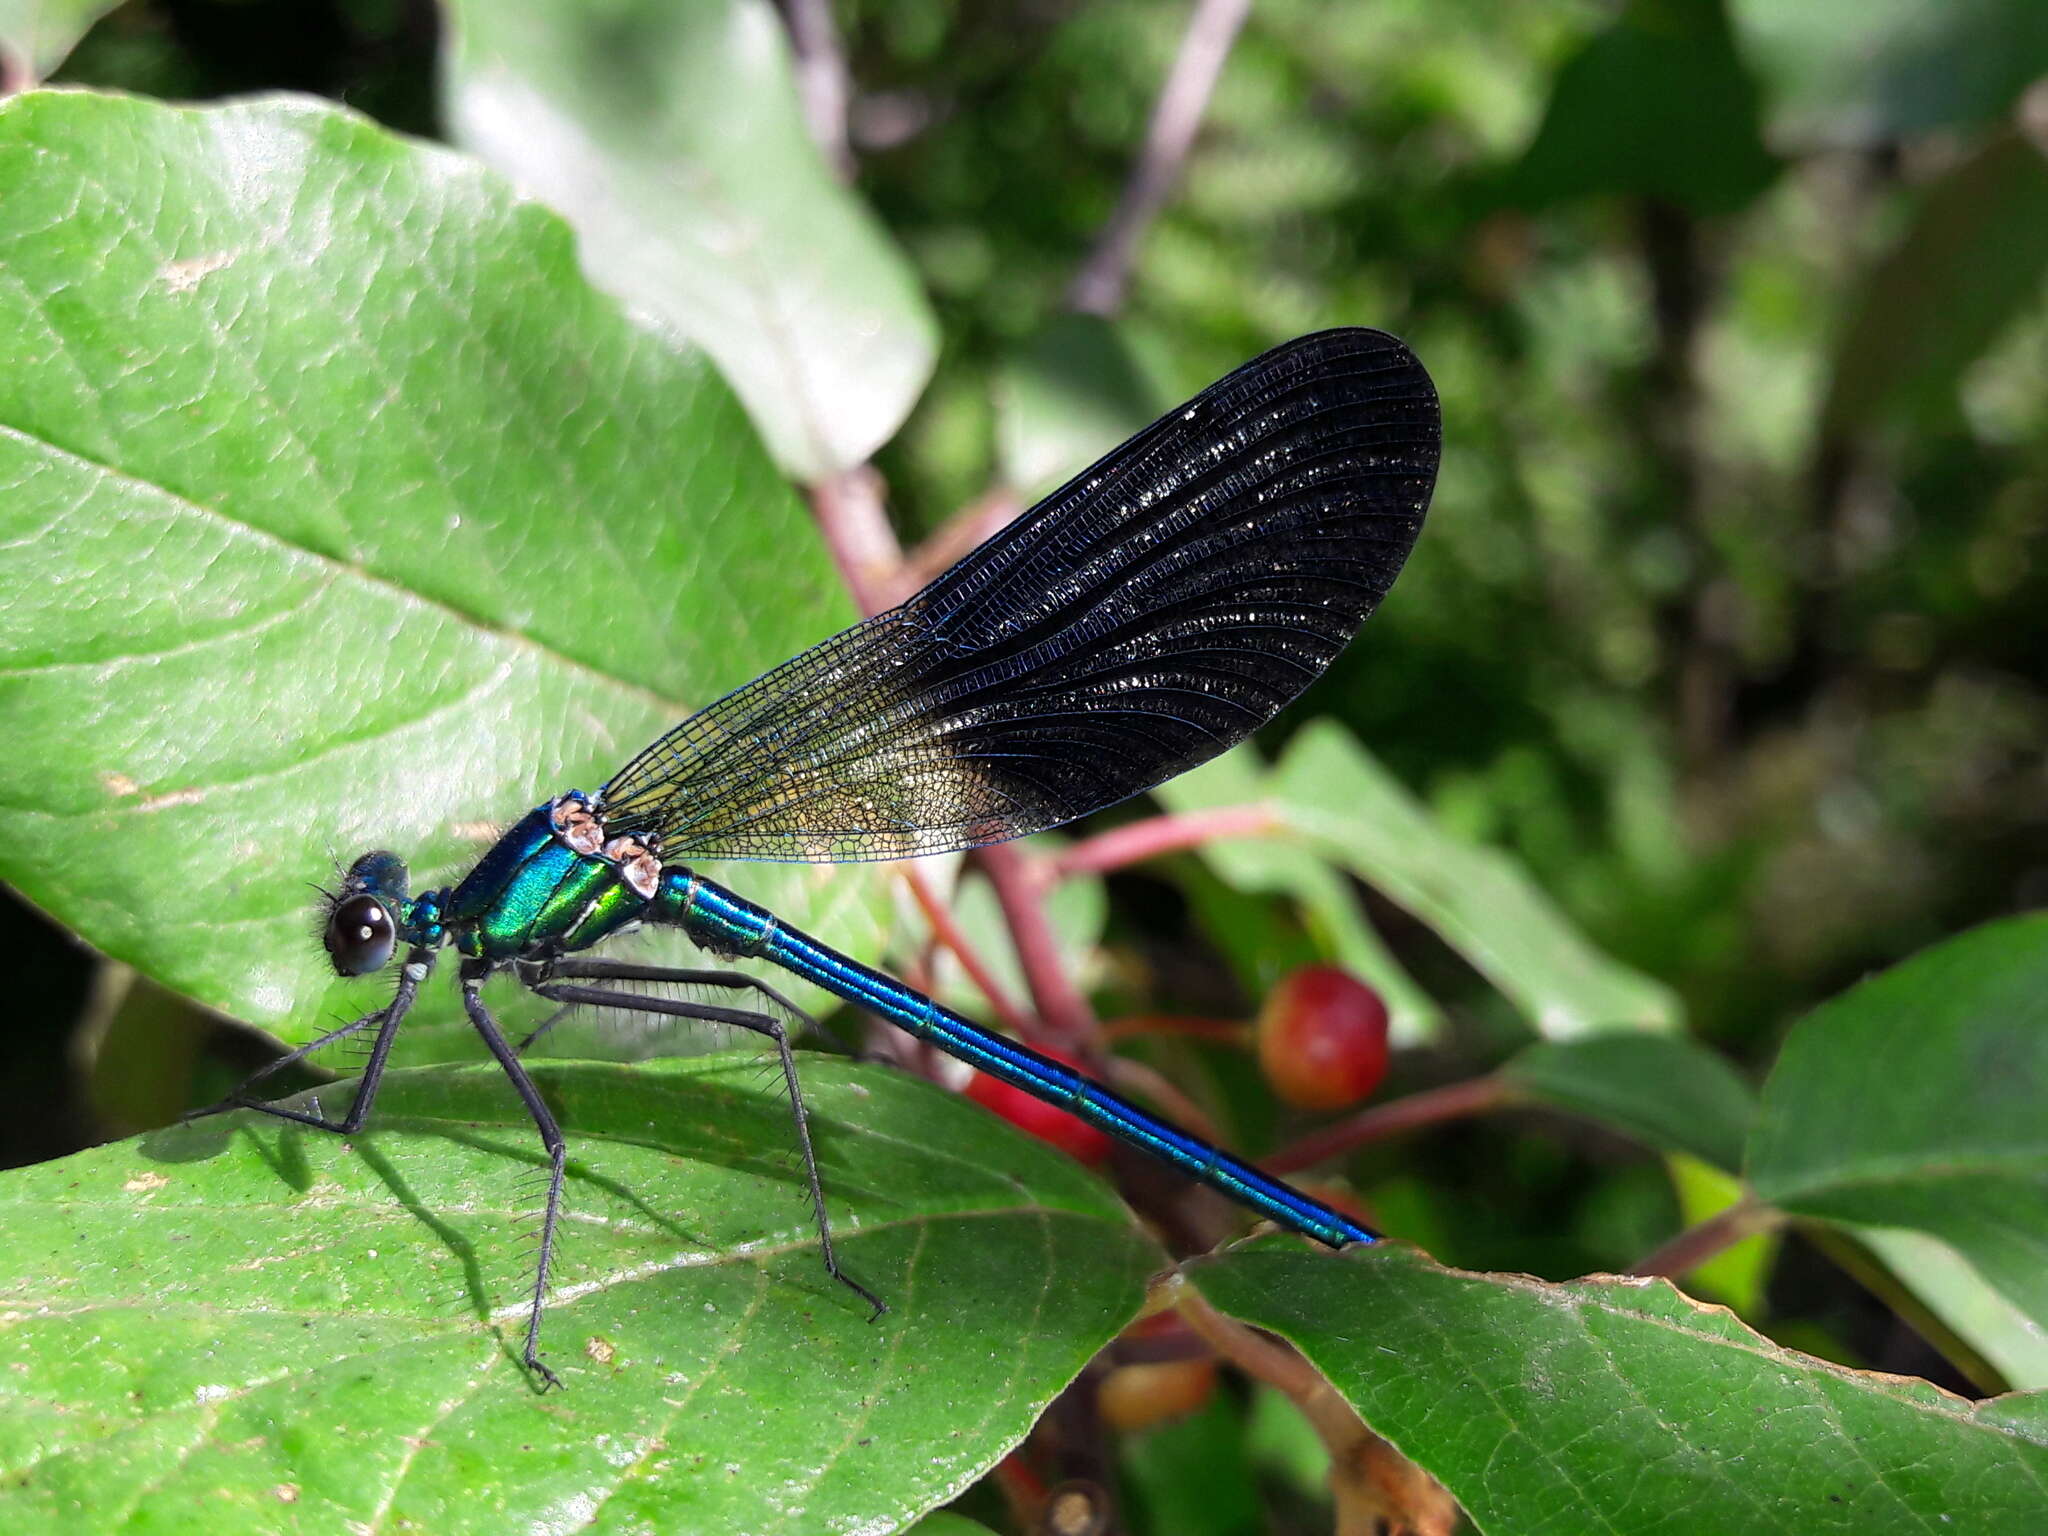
[3,0,2046,1530]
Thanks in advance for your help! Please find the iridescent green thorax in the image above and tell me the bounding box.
[434,799,653,961]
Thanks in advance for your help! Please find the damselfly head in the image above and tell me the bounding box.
[321,849,409,976]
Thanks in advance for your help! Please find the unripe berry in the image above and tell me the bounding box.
[1098,1357,1218,1431]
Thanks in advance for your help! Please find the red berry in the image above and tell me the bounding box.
[1256,965,1390,1111]
[965,1047,1116,1165]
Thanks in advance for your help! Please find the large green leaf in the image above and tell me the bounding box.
[442,0,938,479]
[1501,1033,1756,1172]
[0,90,899,1057]
[0,1054,1159,1533]
[1508,0,1778,216]
[1191,1241,2048,1535]
[1162,725,1680,1039]
[1749,914,2048,1327]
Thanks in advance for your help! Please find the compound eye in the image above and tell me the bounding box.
[325,893,396,976]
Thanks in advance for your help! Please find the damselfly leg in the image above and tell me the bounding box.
[193,946,436,1134]
[528,958,885,1321]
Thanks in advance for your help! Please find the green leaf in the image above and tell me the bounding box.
[442,0,938,479]
[1274,724,1680,1035]
[1501,1033,1755,1171]
[1242,1383,1331,1500]
[1509,0,1778,216]
[1820,128,2048,433]
[1733,0,2048,147]
[0,0,115,79]
[1190,1241,2048,1535]
[0,90,899,1055]
[995,313,1161,500]
[1749,914,2048,1327]
[1119,1391,1260,1536]
[904,1517,1001,1536]
[1155,745,1442,1044]
[1165,725,1679,1038]
[1855,1226,2048,1392]
[0,1054,1158,1533]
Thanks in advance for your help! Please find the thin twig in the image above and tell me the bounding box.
[979,842,1097,1048]
[902,862,1037,1038]
[1100,1014,1248,1047]
[946,0,1265,1041]
[802,466,941,1073]
[779,0,855,180]
[802,0,1254,1058]
[807,465,913,613]
[1066,0,1253,316]
[1049,803,1281,881]
[1264,1076,1510,1175]
[1629,1197,1778,1280]
[1177,1281,1332,1402]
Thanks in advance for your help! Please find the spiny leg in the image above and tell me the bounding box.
[191,946,434,1134]
[531,974,886,1318]
[521,957,855,1056]
[459,961,569,1392]
[513,1000,580,1057]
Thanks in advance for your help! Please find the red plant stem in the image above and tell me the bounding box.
[1630,1197,1777,1280]
[1049,804,1281,881]
[990,1451,1049,1533]
[1100,1014,1249,1047]
[807,466,912,614]
[978,841,1096,1048]
[1113,1312,1213,1365]
[778,0,854,180]
[901,862,1036,1039]
[1066,0,1253,316]
[1263,1075,1510,1175]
